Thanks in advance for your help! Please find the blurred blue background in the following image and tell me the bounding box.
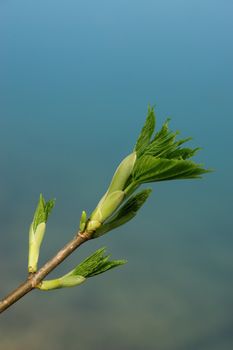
[0,1,232,349]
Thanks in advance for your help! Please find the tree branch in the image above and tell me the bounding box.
[0,107,210,315]
[0,231,90,314]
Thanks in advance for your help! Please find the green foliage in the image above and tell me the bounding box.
[134,106,156,156]
[66,248,126,278]
[132,155,209,183]
[142,118,199,160]
[31,106,211,291]
[0,104,211,309]
[37,248,126,291]
[131,107,210,185]
[87,106,210,237]
[93,189,152,237]
[32,194,55,232]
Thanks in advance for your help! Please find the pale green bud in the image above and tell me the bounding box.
[86,152,136,234]
[87,191,124,232]
[60,275,86,287]
[79,210,87,232]
[28,194,55,273]
[107,152,137,194]
[28,222,46,273]
[91,190,124,222]
[86,192,107,225]
[37,275,86,290]
[86,219,102,233]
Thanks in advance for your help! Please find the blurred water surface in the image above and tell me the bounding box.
[0,1,233,349]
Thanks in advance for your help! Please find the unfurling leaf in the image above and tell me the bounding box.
[68,247,126,278]
[131,111,210,185]
[28,194,55,273]
[37,248,126,290]
[93,189,152,237]
[86,108,210,237]
[132,155,209,183]
[32,194,55,232]
[134,105,155,156]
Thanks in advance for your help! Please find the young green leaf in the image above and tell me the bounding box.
[28,194,55,273]
[134,115,204,163]
[132,155,209,183]
[143,120,179,158]
[93,189,152,237]
[37,248,126,290]
[167,146,201,160]
[134,106,155,156]
[66,247,126,278]
[32,194,55,232]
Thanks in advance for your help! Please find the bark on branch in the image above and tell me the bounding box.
[0,232,90,314]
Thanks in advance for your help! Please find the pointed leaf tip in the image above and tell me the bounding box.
[134,106,156,156]
[32,194,55,232]
[68,247,126,278]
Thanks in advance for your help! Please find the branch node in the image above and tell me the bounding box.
[77,231,92,240]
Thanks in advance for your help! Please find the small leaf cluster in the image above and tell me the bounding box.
[30,105,210,293]
[132,106,209,184]
[66,247,126,278]
[92,106,209,237]
[38,248,126,290]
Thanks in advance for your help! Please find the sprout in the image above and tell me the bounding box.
[37,248,126,290]
[28,194,55,273]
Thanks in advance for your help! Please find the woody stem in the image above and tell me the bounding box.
[0,231,91,314]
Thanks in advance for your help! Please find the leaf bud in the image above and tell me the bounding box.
[37,275,86,290]
[79,210,87,232]
[107,151,137,194]
[87,191,124,233]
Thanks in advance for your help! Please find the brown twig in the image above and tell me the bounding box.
[0,232,91,314]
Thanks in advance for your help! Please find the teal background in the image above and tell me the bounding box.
[0,1,233,349]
